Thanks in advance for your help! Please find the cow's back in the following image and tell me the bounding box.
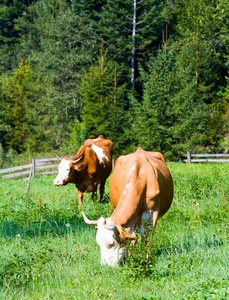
[109,149,173,222]
[93,136,113,161]
[83,136,113,182]
[135,147,166,164]
[84,136,113,157]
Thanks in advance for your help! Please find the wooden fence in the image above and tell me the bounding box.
[1,149,229,180]
[181,149,229,163]
[0,157,59,180]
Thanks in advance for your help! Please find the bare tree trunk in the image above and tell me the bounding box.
[131,0,137,90]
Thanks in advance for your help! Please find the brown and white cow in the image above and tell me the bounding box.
[54,136,113,205]
[82,147,173,266]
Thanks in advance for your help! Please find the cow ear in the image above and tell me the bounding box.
[120,231,137,243]
[73,162,86,172]
[114,227,123,245]
[113,228,137,246]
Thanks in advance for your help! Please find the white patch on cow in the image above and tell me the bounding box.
[122,164,136,196]
[129,164,136,174]
[53,160,71,186]
[96,217,125,266]
[122,163,136,194]
[125,181,131,190]
[127,164,136,186]
[91,144,109,164]
[93,138,98,142]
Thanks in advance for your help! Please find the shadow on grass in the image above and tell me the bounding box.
[0,192,111,240]
[155,230,225,260]
[0,214,92,240]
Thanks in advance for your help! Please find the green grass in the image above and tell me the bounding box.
[0,163,228,299]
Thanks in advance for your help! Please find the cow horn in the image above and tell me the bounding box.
[72,156,83,164]
[56,154,61,160]
[82,211,98,225]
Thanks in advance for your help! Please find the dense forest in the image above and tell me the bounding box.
[0,0,229,162]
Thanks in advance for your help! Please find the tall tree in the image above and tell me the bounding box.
[133,46,209,158]
[78,0,167,92]
[0,59,42,152]
[173,0,229,92]
[17,1,100,149]
[172,0,229,149]
[0,0,37,72]
[79,45,128,155]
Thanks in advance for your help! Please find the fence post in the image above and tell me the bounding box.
[187,148,191,163]
[25,167,33,194]
[32,159,36,177]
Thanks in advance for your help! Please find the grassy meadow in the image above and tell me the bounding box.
[0,162,228,299]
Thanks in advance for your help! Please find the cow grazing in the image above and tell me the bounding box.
[82,147,173,266]
[54,136,113,205]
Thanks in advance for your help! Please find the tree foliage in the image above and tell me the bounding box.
[79,45,129,155]
[0,0,228,159]
[133,46,209,157]
[0,59,41,152]
[0,0,37,72]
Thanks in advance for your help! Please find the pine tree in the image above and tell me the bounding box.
[79,45,128,155]
[78,0,167,92]
[0,0,37,72]
[172,0,229,150]
[0,59,42,152]
[134,46,209,158]
[16,1,101,150]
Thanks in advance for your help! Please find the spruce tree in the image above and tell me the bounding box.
[77,0,167,92]
[134,46,209,158]
[16,1,101,150]
[172,0,229,150]
[0,59,39,152]
[79,45,128,156]
[0,0,37,72]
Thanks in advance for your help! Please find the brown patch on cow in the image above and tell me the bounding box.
[54,136,113,205]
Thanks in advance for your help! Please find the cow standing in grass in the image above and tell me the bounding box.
[54,136,113,205]
[82,147,173,266]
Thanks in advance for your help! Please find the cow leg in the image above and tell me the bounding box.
[152,210,159,228]
[77,190,83,207]
[92,183,97,202]
[99,181,105,202]
[146,210,159,257]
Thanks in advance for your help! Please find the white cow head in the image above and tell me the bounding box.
[53,156,85,186]
[82,212,125,266]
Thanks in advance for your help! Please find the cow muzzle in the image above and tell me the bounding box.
[100,247,125,267]
[53,179,64,186]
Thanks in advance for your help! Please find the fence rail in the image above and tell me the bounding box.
[0,157,60,179]
[1,150,229,180]
[181,149,229,163]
